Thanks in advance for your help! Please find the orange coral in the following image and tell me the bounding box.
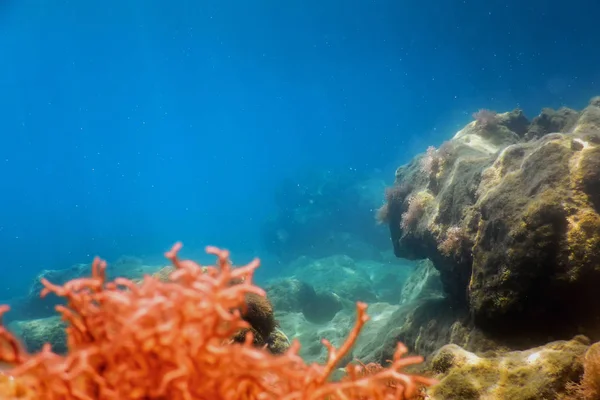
[0,243,437,399]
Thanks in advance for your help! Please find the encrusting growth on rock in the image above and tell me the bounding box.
[0,242,436,399]
[379,97,600,343]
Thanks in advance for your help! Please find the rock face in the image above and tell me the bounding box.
[381,97,600,342]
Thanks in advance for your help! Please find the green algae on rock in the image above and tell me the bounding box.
[382,96,600,342]
[428,336,589,400]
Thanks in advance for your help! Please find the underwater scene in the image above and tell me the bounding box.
[0,0,599,399]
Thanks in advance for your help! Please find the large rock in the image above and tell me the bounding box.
[380,97,600,341]
[428,336,589,399]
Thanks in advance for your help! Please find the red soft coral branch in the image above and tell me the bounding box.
[0,242,437,399]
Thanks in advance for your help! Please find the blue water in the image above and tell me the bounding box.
[0,0,598,298]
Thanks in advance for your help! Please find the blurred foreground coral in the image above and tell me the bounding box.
[0,243,436,399]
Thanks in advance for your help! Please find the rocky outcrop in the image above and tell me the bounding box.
[381,96,600,342]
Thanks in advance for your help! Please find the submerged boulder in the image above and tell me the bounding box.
[8,316,67,354]
[428,336,589,400]
[381,97,600,341]
[266,277,344,324]
[292,254,377,303]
